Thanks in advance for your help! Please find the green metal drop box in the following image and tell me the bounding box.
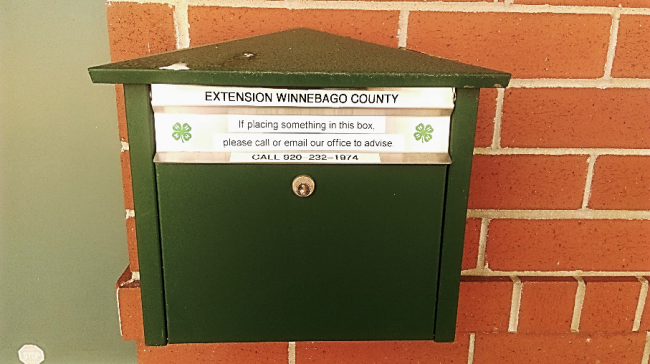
[89,28,510,346]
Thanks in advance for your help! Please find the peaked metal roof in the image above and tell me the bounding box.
[89,28,510,88]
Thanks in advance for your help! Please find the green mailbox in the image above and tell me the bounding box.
[89,28,510,346]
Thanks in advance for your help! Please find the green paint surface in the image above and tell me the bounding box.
[0,0,136,362]
[123,85,168,346]
[89,28,510,88]
[156,164,447,343]
[434,89,481,342]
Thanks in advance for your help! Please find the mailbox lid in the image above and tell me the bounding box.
[89,28,511,88]
[155,163,447,342]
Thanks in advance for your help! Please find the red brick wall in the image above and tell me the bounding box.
[107,1,650,362]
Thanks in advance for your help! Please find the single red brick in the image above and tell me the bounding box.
[612,15,650,78]
[457,277,512,333]
[295,338,469,364]
[501,89,650,148]
[137,341,288,364]
[589,156,650,210]
[462,219,482,271]
[475,88,498,148]
[580,277,641,332]
[107,2,177,62]
[468,155,588,210]
[116,267,144,341]
[188,7,399,48]
[126,215,139,272]
[515,0,649,6]
[115,85,128,143]
[518,277,577,333]
[474,332,646,364]
[486,220,650,271]
[408,12,610,78]
[120,151,134,210]
[639,277,650,331]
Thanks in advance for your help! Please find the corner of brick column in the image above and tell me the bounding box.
[116,266,144,341]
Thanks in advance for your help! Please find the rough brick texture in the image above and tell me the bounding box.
[295,339,470,363]
[121,150,138,269]
[474,333,647,363]
[120,151,134,210]
[462,219,482,271]
[457,277,512,333]
[115,85,128,143]
[589,155,650,211]
[468,155,588,210]
[612,15,650,78]
[117,267,144,341]
[106,2,176,62]
[125,215,138,272]
[518,277,577,333]
[486,220,650,271]
[475,88,498,148]
[188,7,399,48]
[501,88,650,148]
[116,85,134,271]
[137,341,288,364]
[515,0,650,6]
[580,277,641,332]
[408,12,611,78]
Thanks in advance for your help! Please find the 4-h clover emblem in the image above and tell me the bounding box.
[413,123,433,143]
[172,122,192,143]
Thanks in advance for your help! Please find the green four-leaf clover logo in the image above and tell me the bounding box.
[172,122,192,143]
[414,123,433,143]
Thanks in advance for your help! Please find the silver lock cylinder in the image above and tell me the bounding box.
[292,175,315,197]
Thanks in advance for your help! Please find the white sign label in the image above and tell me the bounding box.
[230,153,381,164]
[152,85,454,109]
[152,85,454,164]
[215,133,404,152]
[155,116,450,154]
[227,115,386,134]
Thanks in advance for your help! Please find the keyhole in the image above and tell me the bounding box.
[297,183,311,197]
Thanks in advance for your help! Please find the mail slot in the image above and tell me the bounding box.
[89,28,510,346]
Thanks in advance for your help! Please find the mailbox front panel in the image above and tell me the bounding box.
[156,163,447,343]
